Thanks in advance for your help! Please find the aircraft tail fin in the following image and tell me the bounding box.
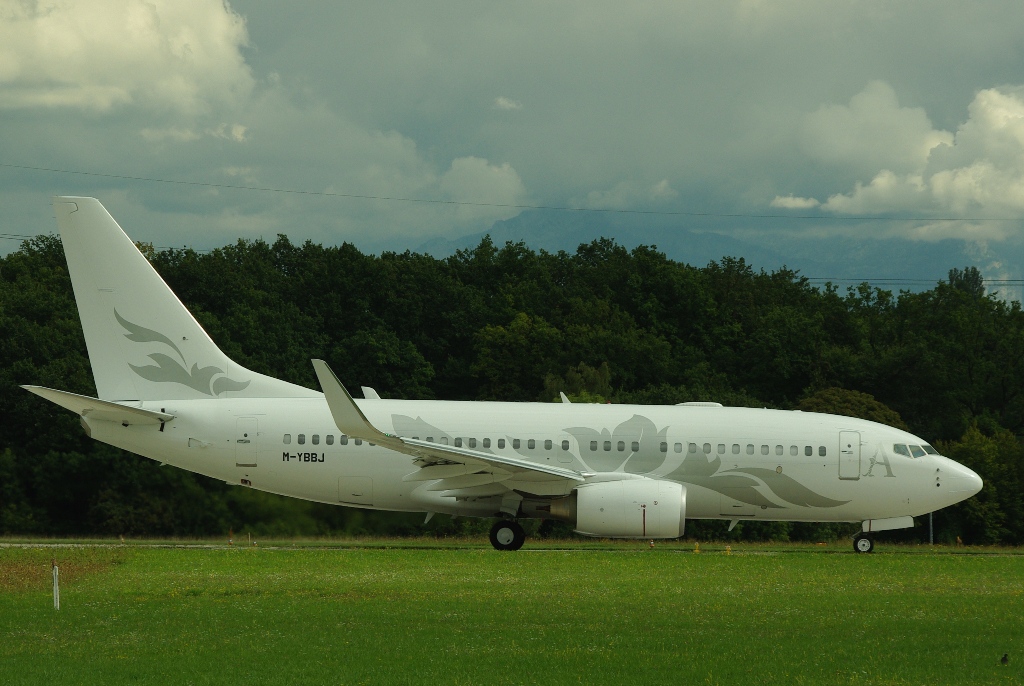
[53,196,319,401]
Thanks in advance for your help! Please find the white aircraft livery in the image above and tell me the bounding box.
[25,197,983,552]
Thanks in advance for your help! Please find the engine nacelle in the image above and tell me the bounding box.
[572,479,686,538]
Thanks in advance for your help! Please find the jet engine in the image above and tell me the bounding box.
[522,478,686,538]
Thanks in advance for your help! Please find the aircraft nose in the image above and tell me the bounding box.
[960,466,983,497]
[936,455,983,497]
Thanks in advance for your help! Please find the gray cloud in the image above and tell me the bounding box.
[4,1,1024,254]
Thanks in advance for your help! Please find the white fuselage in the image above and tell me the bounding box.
[85,397,980,523]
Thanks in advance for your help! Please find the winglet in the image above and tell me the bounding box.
[311,360,398,447]
[559,391,571,404]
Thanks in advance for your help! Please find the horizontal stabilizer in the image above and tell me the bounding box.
[22,386,175,425]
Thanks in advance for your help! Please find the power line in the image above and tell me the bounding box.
[805,278,1024,285]
[3,162,1024,222]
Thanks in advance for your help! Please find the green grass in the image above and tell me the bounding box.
[1,540,1022,685]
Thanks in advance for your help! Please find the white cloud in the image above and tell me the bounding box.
[207,123,248,142]
[581,179,679,209]
[438,156,526,220]
[140,126,200,143]
[493,96,522,111]
[801,81,952,176]
[0,0,253,114]
[789,84,1024,228]
[770,195,819,209]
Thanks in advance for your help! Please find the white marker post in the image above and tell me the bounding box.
[52,559,60,611]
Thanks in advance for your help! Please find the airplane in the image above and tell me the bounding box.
[24,197,983,553]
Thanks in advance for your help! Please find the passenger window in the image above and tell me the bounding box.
[674,443,683,453]
[804,445,811,456]
[617,441,625,452]
[732,444,740,454]
[496,438,503,448]
[660,442,668,453]
[761,445,769,455]
[482,438,490,448]
[910,445,926,458]
[604,441,612,451]
[513,439,521,449]
[717,444,725,454]
[454,438,462,447]
[775,445,783,456]
[688,443,697,454]
[340,435,349,445]
[544,440,552,450]
[818,446,826,456]
[298,434,306,445]
[561,440,569,450]
[469,438,477,449]
[590,440,598,451]
[441,437,449,445]
[703,443,711,454]
[923,444,939,455]
[528,439,536,449]
[312,434,320,445]
[631,441,639,452]
[746,444,754,455]
[326,435,334,445]
[283,434,291,444]
[893,444,911,457]
[789,445,797,456]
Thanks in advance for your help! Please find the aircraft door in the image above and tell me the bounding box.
[235,417,258,468]
[838,431,860,480]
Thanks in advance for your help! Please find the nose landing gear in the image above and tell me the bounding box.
[853,533,875,553]
[489,519,526,551]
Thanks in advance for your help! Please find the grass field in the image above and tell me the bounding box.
[1,539,1022,685]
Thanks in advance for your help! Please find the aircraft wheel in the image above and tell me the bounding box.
[853,534,874,553]
[489,520,525,551]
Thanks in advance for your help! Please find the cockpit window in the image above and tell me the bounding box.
[893,444,911,457]
[923,444,939,455]
[909,445,926,458]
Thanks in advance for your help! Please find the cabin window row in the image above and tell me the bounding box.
[648,442,827,456]
[282,433,828,457]
[409,437,566,450]
[283,434,372,446]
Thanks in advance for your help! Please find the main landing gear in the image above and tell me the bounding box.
[489,519,526,551]
[853,533,875,553]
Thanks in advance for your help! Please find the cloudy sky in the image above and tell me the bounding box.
[3,1,1024,257]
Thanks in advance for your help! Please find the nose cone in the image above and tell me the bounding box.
[935,455,983,500]
[960,466,984,497]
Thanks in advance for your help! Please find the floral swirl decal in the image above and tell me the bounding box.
[115,310,250,396]
[393,411,850,509]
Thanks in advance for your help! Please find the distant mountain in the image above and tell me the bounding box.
[418,209,1024,295]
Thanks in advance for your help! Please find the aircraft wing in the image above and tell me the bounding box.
[22,386,175,425]
[311,360,584,494]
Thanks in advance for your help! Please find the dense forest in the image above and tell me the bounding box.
[1,232,1022,544]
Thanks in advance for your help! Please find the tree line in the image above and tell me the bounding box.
[1,232,1021,544]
